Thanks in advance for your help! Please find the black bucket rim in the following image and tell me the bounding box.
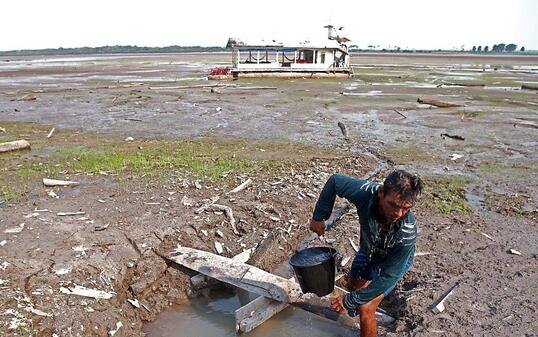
[289,246,337,268]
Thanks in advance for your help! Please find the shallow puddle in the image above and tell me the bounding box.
[143,288,356,337]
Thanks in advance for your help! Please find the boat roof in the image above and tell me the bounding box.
[230,38,348,54]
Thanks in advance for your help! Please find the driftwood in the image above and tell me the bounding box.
[194,196,219,214]
[233,86,278,90]
[440,133,465,141]
[229,178,252,194]
[0,140,31,153]
[148,84,237,90]
[47,128,55,138]
[209,204,240,235]
[14,94,37,101]
[442,82,485,87]
[43,178,79,187]
[337,121,349,140]
[417,98,464,108]
[393,109,407,118]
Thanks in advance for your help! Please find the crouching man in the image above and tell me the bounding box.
[310,170,423,337]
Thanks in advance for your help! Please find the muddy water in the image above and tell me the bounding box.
[143,288,355,337]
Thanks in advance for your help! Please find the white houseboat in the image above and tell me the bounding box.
[211,26,353,79]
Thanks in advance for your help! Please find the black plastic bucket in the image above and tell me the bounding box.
[289,247,337,297]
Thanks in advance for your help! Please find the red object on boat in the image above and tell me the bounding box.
[208,67,232,76]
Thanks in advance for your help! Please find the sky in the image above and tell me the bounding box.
[1,0,536,51]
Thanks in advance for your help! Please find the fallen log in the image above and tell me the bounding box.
[0,140,31,153]
[417,98,464,108]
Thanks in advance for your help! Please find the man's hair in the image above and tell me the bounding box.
[383,170,423,201]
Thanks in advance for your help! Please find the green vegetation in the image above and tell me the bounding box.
[479,162,533,178]
[0,45,226,56]
[423,176,472,214]
[0,123,339,202]
[383,144,437,164]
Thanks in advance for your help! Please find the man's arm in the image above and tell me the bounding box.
[343,243,415,311]
[312,174,369,222]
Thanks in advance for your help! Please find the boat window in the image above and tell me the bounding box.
[297,50,314,64]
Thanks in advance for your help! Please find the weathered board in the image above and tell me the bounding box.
[168,246,303,303]
[167,246,395,333]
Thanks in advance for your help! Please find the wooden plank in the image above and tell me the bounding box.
[235,296,288,333]
[191,247,253,289]
[168,246,302,303]
[167,246,395,331]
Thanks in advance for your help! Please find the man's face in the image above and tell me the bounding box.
[378,189,414,224]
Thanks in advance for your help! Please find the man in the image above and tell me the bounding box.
[310,170,423,337]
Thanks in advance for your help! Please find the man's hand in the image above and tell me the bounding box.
[309,219,325,236]
[330,295,346,314]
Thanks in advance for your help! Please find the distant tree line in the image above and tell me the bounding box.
[471,43,525,53]
[0,45,227,56]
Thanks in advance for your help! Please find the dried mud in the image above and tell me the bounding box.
[0,52,537,336]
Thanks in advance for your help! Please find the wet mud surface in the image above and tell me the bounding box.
[1,52,537,336]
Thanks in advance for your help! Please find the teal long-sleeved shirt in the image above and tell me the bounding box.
[312,174,417,310]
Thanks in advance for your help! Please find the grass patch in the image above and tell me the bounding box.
[423,176,472,214]
[383,144,437,164]
[479,162,533,178]
[0,122,342,202]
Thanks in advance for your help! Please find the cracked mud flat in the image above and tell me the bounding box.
[0,52,537,336]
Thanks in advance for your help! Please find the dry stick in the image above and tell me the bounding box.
[47,128,55,139]
[229,178,252,194]
[232,86,278,90]
[337,121,349,139]
[393,109,407,118]
[430,282,459,313]
[417,98,464,108]
[210,204,240,235]
[0,140,31,153]
[194,196,219,214]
